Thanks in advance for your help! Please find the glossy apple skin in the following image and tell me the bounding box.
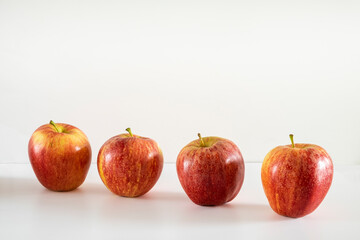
[261,143,333,218]
[97,134,163,197]
[176,137,245,206]
[28,123,92,191]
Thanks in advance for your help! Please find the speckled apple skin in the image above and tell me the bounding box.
[97,134,163,197]
[261,144,333,218]
[176,137,245,206]
[28,123,92,192]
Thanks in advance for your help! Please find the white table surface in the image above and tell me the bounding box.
[1,162,359,240]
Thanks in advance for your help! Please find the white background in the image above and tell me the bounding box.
[1,0,360,164]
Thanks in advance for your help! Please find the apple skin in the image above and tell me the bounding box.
[28,122,92,191]
[176,136,245,206]
[97,132,163,197]
[261,142,333,218]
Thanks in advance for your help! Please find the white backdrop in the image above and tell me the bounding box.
[1,0,359,164]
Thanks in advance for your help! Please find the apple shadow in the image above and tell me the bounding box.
[96,190,288,224]
[75,181,109,195]
[145,190,287,223]
[140,190,188,202]
[0,178,289,224]
[192,202,287,223]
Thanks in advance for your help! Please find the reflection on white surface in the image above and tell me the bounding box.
[0,163,359,240]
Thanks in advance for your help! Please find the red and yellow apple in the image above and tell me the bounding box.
[176,133,245,206]
[261,134,333,218]
[28,120,92,191]
[97,128,163,197]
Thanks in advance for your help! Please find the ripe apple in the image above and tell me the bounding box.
[97,128,163,197]
[261,134,333,218]
[176,133,245,206]
[28,120,92,191]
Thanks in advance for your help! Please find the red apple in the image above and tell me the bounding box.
[261,134,333,218]
[28,120,92,191]
[97,128,163,197]
[176,133,245,206]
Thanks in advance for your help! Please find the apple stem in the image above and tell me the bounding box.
[126,128,133,137]
[49,120,60,133]
[289,134,295,148]
[198,133,205,147]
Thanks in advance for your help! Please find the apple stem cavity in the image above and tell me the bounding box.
[198,133,205,147]
[289,134,295,148]
[50,120,60,133]
[126,128,133,137]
